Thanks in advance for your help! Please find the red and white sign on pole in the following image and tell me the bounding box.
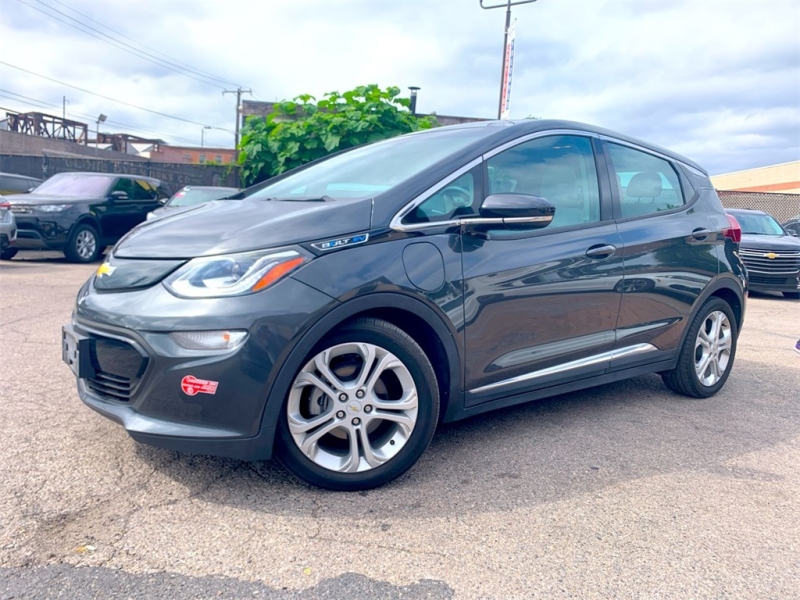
[499,19,516,120]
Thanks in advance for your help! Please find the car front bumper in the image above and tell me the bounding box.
[65,275,337,460]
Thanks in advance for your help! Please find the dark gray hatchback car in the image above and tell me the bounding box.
[63,120,747,490]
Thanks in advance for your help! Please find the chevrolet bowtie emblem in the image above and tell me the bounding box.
[765,252,778,259]
[96,262,116,277]
[349,403,361,413]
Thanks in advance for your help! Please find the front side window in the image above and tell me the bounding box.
[607,143,684,218]
[486,135,601,229]
[404,171,476,224]
[110,178,134,198]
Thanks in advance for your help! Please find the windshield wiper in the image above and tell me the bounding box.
[260,195,334,203]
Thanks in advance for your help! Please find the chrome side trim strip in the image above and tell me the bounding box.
[469,343,658,394]
[480,129,598,160]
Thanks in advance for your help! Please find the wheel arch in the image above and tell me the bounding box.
[258,292,464,447]
[676,275,745,353]
[72,214,103,239]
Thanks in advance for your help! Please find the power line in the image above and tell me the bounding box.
[0,90,201,145]
[46,0,246,89]
[14,0,234,90]
[0,61,234,133]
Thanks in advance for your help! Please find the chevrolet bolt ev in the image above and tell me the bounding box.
[63,120,746,490]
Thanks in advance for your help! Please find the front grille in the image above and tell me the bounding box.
[748,274,797,287]
[740,248,800,275]
[85,337,147,402]
[86,372,134,401]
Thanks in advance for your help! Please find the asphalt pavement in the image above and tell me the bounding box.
[1,251,798,599]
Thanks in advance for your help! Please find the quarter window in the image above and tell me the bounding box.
[486,135,601,229]
[607,143,684,218]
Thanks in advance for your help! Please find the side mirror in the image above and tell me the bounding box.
[158,196,169,205]
[789,230,798,237]
[109,190,129,201]
[466,194,555,229]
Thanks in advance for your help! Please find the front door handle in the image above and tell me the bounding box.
[585,244,617,259]
[691,228,711,240]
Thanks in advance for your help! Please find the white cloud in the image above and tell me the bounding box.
[0,0,798,172]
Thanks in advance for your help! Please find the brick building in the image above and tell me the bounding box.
[148,145,237,165]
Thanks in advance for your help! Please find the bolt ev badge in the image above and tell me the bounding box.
[96,262,116,277]
[312,233,369,251]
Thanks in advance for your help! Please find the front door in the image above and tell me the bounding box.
[462,134,625,406]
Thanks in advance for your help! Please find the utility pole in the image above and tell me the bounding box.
[222,87,252,151]
[479,0,538,119]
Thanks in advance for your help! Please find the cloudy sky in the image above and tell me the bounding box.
[1,0,798,174]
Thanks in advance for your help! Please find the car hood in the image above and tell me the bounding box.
[3,192,98,204]
[114,196,373,258]
[739,233,800,252]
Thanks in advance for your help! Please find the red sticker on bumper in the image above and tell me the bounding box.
[181,375,219,396]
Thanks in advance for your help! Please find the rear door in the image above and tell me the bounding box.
[601,140,718,364]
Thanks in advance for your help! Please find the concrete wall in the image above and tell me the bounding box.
[712,161,800,194]
[0,129,143,161]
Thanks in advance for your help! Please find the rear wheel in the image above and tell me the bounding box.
[0,248,18,260]
[275,318,439,491]
[662,297,738,398]
[64,224,100,263]
[783,291,800,300]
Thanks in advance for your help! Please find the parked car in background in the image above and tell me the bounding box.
[0,172,43,195]
[146,185,239,221]
[727,208,800,299]
[782,214,800,238]
[63,119,747,490]
[0,196,17,253]
[2,172,171,262]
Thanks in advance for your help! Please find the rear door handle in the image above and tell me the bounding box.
[585,244,617,259]
[692,228,711,240]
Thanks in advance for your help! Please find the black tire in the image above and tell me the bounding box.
[0,248,18,260]
[64,223,101,263]
[662,297,738,398]
[275,317,439,491]
[783,291,800,300]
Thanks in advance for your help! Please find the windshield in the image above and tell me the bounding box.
[33,174,113,197]
[733,212,785,235]
[248,127,496,201]
[169,188,238,207]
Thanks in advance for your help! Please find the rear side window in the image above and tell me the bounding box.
[607,143,684,218]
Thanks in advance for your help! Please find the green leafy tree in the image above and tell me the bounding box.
[238,84,437,185]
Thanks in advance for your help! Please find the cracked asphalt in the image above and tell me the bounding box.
[1,251,799,599]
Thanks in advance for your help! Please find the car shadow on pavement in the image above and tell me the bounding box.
[132,357,800,520]
[0,565,455,600]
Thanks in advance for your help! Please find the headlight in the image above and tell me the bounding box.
[35,204,72,212]
[163,248,308,298]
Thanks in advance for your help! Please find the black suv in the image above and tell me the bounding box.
[3,172,170,262]
[727,208,800,299]
[62,120,747,490]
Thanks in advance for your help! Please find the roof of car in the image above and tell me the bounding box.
[415,119,707,174]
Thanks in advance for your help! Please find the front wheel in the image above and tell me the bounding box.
[662,297,738,398]
[783,291,800,300]
[64,224,100,263]
[0,248,18,260]
[275,318,439,491]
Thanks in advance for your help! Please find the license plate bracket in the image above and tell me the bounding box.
[62,327,95,379]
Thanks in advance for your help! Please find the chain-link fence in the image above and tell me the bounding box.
[717,190,800,223]
[0,154,240,191]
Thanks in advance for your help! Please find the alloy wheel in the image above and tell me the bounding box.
[286,342,419,473]
[694,310,732,387]
[75,229,97,260]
